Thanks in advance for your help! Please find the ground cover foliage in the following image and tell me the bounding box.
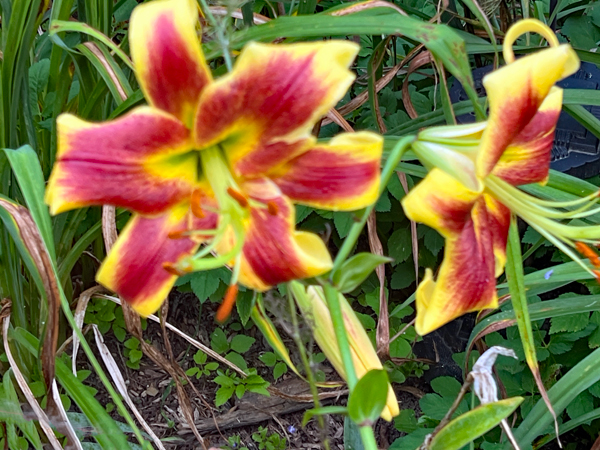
[2,0,600,449]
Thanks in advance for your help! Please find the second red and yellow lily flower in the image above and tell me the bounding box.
[45,0,383,316]
[402,20,588,335]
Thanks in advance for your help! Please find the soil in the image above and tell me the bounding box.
[76,290,425,450]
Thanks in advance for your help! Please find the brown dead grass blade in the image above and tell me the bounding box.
[402,51,434,119]
[91,325,166,450]
[159,299,207,448]
[397,173,419,281]
[321,44,423,127]
[367,211,390,360]
[0,301,64,450]
[72,285,106,375]
[0,199,82,448]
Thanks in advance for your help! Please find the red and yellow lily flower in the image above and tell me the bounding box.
[401,20,585,335]
[45,0,382,316]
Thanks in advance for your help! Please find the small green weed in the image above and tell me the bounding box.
[213,369,270,407]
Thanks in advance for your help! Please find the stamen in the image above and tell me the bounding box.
[162,262,184,276]
[575,242,600,268]
[267,201,279,216]
[191,189,205,218]
[216,284,238,323]
[168,230,186,239]
[227,187,249,208]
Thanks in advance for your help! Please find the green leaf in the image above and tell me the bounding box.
[215,385,235,406]
[230,335,256,354]
[420,392,469,421]
[190,270,222,302]
[347,369,389,425]
[273,362,287,380]
[561,16,600,50]
[566,391,594,420]
[210,328,229,354]
[4,146,56,260]
[394,409,417,433]
[431,376,462,397]
[193,350,208,365]
[390,262,416,290]
[225,351,248,371]
[423,227,444,257]
[429,398,523,450]
[333,252,391,293]
[235,384,246,399]
[333,212,354,238]
[550,312,589,334]
[387,228,412,265]
[213,375,235,387]
[259,352,277,367]
[205,362,219,371]
[375,192,391,212]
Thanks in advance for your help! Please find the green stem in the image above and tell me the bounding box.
[323,283,358,390]
[330,135,415,277]
[359,425,378,450]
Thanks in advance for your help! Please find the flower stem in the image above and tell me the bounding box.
[359,425,379,450]
[330,135,415,277]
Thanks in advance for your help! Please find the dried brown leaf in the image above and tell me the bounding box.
[0,301,64,450]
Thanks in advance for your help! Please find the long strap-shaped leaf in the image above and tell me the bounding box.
[505,219,560,446]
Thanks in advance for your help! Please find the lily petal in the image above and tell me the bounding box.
[194,41,359,177]
[478,45,579,178]
[269,132,382,211]
[96,203,218,316]
[46,108,197,215]
[130,0,212,125]
[226,179,333,291]
[402,169,498,335]
[492,87,563,186]
[483,194,511,277]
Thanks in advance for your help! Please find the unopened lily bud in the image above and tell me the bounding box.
[291,283,399,421]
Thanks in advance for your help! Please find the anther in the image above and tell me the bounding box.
[576,242,600,268]
[216,284,239,323]
[162,262,184,276]
[191,189,205,218]
[168,230,187,239]
[227,187,249,208]
[267,201,279,216]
